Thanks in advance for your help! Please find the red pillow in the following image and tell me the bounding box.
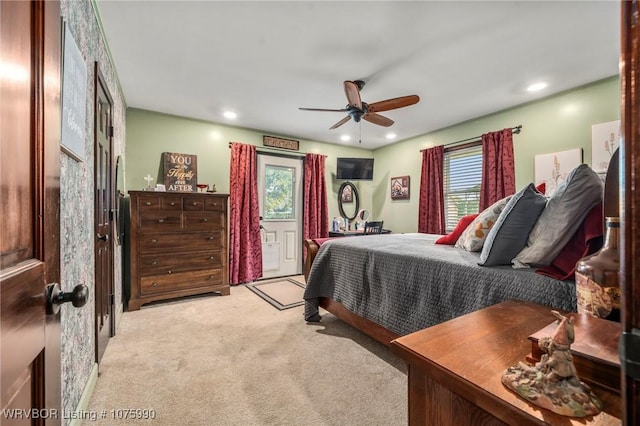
[536,182,546,195]
[435,214,479,245]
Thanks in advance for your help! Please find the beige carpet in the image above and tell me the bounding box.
[83,284,407,425]
[245,277,306,310]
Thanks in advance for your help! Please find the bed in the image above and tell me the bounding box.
[303,160,616,346]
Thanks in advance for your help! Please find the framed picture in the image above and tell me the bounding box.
[534,148,583,195]
[60,23,87,162]
[391,176,410,200]
[591,120,620,174]
[341,184,353,203]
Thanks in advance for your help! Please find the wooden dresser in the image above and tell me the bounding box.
[128,191,230,310]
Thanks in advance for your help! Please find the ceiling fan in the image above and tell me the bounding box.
[299,80,420,130]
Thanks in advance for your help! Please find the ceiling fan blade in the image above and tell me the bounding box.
[363,112,394,127]
[367,95,420,113]
[329,115,352,130]
[343,81,362,109]
[299,107,348,112]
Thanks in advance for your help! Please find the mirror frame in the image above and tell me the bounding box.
[338,181,360,221]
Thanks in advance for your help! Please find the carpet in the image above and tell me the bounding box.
[245,277,306,310]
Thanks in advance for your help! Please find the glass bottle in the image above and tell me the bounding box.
[575,216,620,321]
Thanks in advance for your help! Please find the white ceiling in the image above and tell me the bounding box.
[95,1,620,150]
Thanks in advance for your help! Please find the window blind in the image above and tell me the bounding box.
[444,144,482,232]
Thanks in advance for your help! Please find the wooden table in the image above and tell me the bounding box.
[390,300,621,425]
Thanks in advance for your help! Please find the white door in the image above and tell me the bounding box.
[257,154,303,279]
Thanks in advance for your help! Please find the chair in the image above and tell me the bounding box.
[363,221,384,235]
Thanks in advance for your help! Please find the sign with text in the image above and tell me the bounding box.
[263,135,299,151]
[162,152,197,192]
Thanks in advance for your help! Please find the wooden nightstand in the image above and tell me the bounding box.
[390,300,621,426]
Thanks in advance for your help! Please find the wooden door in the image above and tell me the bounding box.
[257,154,303,279]
[620,1,640,424]
[0,1,63,424]
[94,66,114,364]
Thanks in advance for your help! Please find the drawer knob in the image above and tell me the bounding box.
[213,203,218,206]
[168,270,172,274]
[158,218,164,223]
[152,260,157,265]
[208,275,214,279]
[192,202,197,206]
[145,202,152,206]
[208,236,214,240]
[202,218,208,222]
[170,202,176,206]
[152,282,158,287]
[209,256,215,260]
[151,239,157,243]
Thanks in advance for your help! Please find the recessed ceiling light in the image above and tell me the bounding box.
[223,111,237,119]
[526,82,548,92]
[340,135,351,142]
[386,133,397,140]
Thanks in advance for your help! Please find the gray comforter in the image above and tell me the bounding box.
[303,233,577,336]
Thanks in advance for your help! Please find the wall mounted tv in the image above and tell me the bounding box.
[336,157,374,180]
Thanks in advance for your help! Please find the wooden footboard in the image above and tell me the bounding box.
[303,239,320,282]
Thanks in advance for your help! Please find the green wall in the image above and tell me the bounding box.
[125,109,373,221]
[374,76,620,233]
[126,76,619,234]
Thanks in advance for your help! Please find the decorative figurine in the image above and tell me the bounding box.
[143,174,154,191]
[501,311,603,418]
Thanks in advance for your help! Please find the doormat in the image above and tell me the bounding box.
[245,278,306,310]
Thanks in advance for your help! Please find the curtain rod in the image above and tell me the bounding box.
[420,125,523,151]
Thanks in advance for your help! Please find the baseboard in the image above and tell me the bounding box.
[69,362,99,426]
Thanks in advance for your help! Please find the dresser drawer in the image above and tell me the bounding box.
[138,212,182,231]
[138,231,223,252]
[136,195,162,211]
[205,197,226,211]
[161,196,183,210]
[140,269,223,295]
[183,212,224,231]
[183,196,205,211]
[138,250,224,275]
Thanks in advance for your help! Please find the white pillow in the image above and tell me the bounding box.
[512,164,603,268]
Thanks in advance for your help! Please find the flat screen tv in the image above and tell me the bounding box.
[336,157,374,180]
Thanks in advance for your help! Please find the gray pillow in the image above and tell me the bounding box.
[479,183,546,266]
[512,164,603,268]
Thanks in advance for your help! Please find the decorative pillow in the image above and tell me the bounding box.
[535,182,546,195]
[455,196,512,252]
[479,184,547,266]
[435,214,479,245]
[512,164,603,268]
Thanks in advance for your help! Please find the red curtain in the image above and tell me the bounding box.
[480,129,516,210]
[418,145,445,234]
[303,153,328,247]
[229,142,262,285]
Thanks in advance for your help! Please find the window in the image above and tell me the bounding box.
[444,143,482,231]
[263,164,295,220]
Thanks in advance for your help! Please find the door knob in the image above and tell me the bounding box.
[97,233,109,242]
[46,283,89,315]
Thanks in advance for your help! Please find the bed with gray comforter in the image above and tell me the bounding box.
[303,233,577,337]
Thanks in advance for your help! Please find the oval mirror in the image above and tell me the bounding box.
[338,181,359,221]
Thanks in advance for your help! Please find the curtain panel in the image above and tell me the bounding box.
[418,145,445,234]
[229,142,263,284]
[303,154,328,258]
[479,128,516,210]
